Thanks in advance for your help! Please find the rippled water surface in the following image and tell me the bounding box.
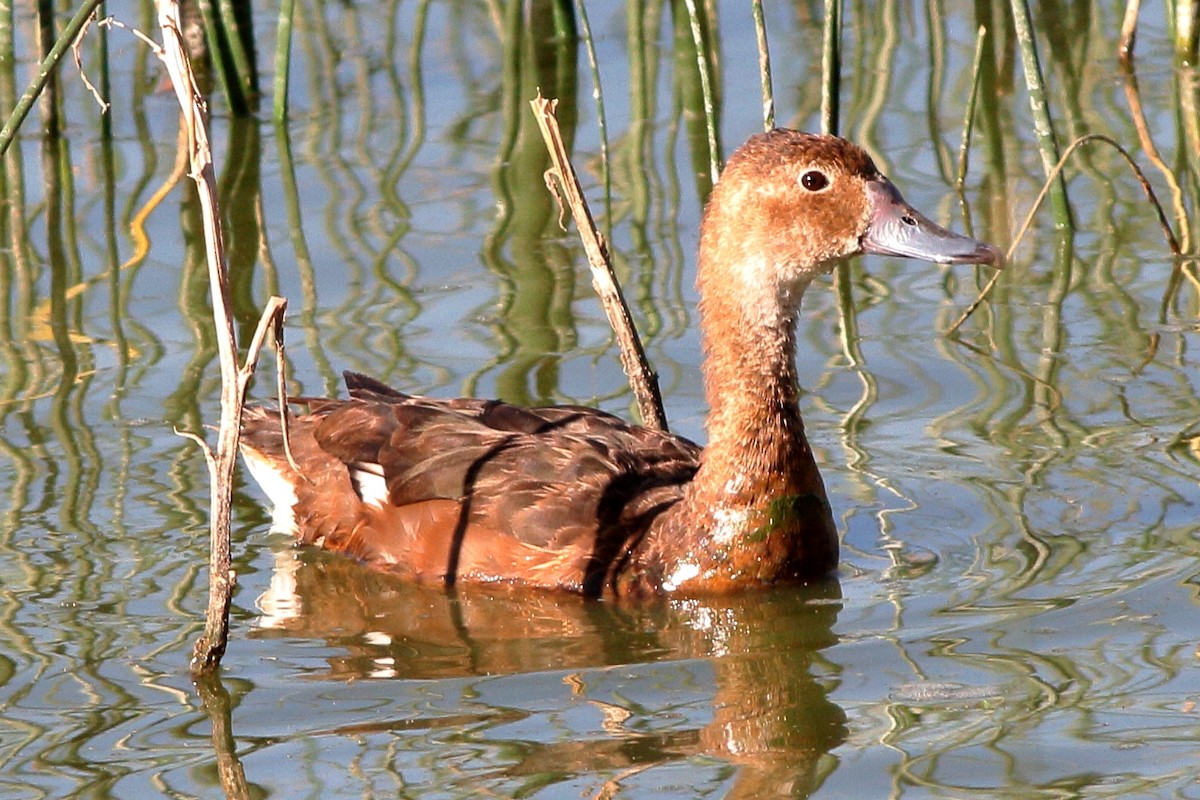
[2,2,1199,798]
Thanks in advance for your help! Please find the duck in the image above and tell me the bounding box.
[240,129,1001,597]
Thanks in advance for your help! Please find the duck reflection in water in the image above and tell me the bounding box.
[253,551,848,798]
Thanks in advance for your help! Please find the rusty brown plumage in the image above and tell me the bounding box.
[242,372,701,595]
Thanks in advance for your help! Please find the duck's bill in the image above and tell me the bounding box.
[862,179,1004,268]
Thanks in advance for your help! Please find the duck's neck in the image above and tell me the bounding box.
[692,275,824,507]
[641,258,838,592]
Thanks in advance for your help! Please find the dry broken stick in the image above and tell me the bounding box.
[529,93,668,432]
[153,0,289,674]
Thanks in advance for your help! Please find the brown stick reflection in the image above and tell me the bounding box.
[193,672,253,800]
[251,553,847,797]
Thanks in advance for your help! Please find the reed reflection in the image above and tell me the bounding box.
[253,551,846,798]
[474,0,580,406]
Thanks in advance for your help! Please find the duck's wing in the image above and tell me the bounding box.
[240,375,700,594]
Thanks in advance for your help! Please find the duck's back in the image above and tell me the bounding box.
[240,372,701,595]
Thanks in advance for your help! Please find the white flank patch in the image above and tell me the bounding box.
[363,630,392,646]
[350,462,388,509]
[662,561,701,592]
[241,450,299,536]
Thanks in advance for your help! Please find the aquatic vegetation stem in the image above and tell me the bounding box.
[273,0,295,121]
[956,26,987,189]
[751,0,774,131]
[194,0,243,115]
[948,134,1180,334]
[0,0,107,158]
[574,0,611,234]
[821,0,841,135]
[681,0,721,184]
[1008,0,1072,228]
[217,0,257,104]
[1176,0,1199,61]
[1120,66,1192,252]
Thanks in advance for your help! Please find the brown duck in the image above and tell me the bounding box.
[241,130,1001,597]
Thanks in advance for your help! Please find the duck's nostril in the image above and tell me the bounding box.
[861,179,1000,265]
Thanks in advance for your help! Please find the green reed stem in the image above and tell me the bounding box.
[956,25,987,188]
[575,0,611,234]
[217,0,256,102]
[97,2,112,139]
[751,0,774,131]
[36,0,58,135]
[1009,0,1072,227]
[948,133,1179,334]
[0,0,9,70]
[196,0,238,113]
[1177,0,1199,61]
[821,0,841,135]
[681,0,721,183]
[0,3,10,192]
[275,120,336,387]
[0,0,106,158]
[273,0,295,121]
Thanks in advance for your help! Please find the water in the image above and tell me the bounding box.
[2,1,1199,797]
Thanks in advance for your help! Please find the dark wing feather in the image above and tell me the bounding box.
[241,375,702,593]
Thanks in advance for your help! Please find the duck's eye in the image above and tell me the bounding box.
[800,170,830,192]
[901,214,917,226]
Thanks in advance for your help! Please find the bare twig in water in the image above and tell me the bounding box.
[152,0,290,674]
[1119,0,1140,65]
[193,672,252,800]
[947,133,1182,334]
[71,14,110,113]
[1120,63,1191,253]
[530,93,668,432]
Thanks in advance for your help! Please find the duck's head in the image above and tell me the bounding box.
[698,130,1001,316]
